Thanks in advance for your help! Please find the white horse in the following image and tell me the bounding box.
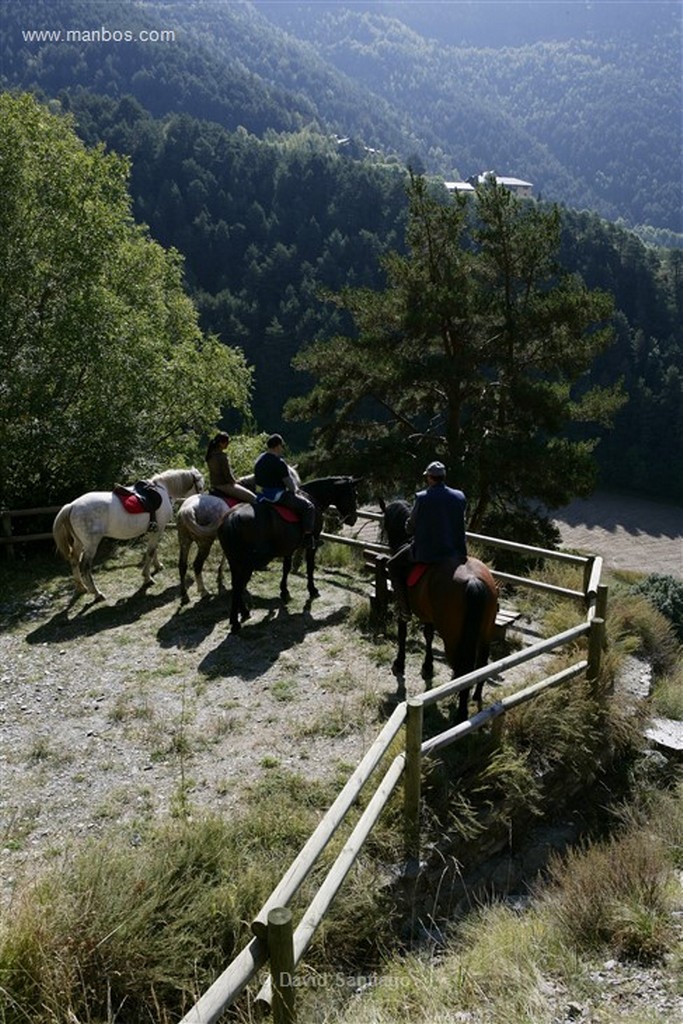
[53,467,204,601]
[177,492,237,603]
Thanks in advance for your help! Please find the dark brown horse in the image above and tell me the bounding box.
[380,498,498,721]
[218,477,360,633]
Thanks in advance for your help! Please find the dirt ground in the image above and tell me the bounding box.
[552,490,682,579]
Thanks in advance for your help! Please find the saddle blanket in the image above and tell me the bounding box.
[407,563,429,587]
[255,495,299,523]
[209,490,241,507]
[271,503,299,523]
[114,491,147,515]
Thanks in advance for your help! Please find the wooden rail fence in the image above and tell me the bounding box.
[180,511,607,1024]
[0,505,61,552]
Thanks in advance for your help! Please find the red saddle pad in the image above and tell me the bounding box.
[116,492,147,515]
[407,563,429,587]
[273,503,299,523]
[208,489,243,507]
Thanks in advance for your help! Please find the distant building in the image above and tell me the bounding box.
[467,171,534,197]
[444,180,476,194]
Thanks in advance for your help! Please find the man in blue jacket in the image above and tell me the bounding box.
[387,461,468,620]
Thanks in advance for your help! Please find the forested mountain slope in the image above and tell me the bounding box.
[256,0,681,236]
[1,1,681,501]
[3,0,680,236]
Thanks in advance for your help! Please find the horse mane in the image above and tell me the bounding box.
[301,476,344,489]
[301,476,353,503]
[151,467,203,492]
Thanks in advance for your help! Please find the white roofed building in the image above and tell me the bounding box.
[467,171,534,197]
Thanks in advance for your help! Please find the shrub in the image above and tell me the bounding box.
[607,594,680,675]
[543,829,677,962]
[631,573,683,642]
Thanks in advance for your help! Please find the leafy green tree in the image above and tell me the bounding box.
[288,174,622,536]
[0,93,252,507]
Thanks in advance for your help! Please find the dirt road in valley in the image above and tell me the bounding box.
[551,491,682,579]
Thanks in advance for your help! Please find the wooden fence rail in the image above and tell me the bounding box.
[179,519,607,1024]
[0,505,61,550]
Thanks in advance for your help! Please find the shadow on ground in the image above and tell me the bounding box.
[197,603,352,682]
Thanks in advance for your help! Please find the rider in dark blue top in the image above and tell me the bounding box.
[407,467,468,563]
[253,433,317,548]
[387,461,468,619]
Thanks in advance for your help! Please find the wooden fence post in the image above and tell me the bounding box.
[587,617,606,694]
[404,698,423,864]
[595,583,609,622]
[268,907,296,1024]
[372,553,390,626]
[0,511,13,560]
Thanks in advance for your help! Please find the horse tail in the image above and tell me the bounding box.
[456,577,491,675]
[52,504,75,561]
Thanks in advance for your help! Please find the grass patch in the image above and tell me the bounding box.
[271,677,298,702]
[306,781,683,1024]
[651,658,683,719]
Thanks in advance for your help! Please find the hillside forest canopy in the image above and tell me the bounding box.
[0,0,681,508]
[4,0,680,239]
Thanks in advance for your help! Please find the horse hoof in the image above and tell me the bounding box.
[93,593,106,604]
[308,587,320,599]
[391,659,405,678]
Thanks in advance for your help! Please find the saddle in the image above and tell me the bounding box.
[208,489,241,507]
[256,494,299,523]
[113,480,163,518]
[407,563,429,587]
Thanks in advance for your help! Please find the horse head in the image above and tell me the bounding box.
[190,467,205,494]
[335,476,362,526]
[380,498,412,553]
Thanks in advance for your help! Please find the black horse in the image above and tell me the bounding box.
[217,476,361,633]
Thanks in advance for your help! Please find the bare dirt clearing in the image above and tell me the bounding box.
[552,490,682,579]
[0,548,398,903]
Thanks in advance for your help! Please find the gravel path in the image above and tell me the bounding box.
[0,552,394,903]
